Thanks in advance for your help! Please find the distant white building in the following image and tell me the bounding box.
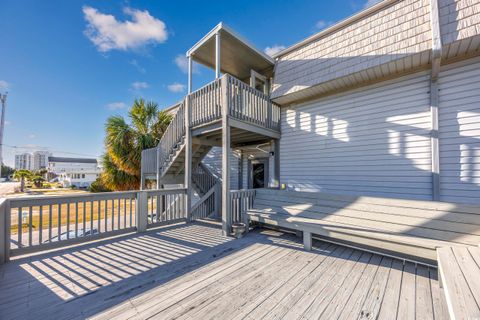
[48,157,101,188]
[15,153,33,170]
[15,151,51,171]
[33,151,50,170]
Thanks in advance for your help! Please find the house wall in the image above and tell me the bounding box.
[438,59,480,203]
[271,0,480,105]
[278,58,480,204]
[279,72,433,200]
[271,0,432,101]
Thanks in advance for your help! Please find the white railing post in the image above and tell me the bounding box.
[136,191,148,232]
[0,199,10,264]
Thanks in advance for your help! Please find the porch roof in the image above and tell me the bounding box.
[186,22,275,80]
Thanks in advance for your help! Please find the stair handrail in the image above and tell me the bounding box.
[157,101,186,173]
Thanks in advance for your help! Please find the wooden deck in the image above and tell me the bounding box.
[0,221,449,319]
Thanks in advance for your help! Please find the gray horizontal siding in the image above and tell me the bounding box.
[280,72,433,200]
[439,60,480,204]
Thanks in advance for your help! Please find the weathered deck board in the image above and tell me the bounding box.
[0,222,448,319]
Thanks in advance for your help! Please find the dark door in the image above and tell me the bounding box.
[252,163,265,188]
[249,159,269,189]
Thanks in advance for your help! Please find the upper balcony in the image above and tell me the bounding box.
[141,23,281,179]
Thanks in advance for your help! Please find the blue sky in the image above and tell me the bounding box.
[0,0,376,167]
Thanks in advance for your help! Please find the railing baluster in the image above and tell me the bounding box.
[104,199,108,232]
[82,201,86,234]
[117,198,121,229]
[111,199,115,231]
[124,198,127,229]
[129,198,133,227]
[90,200,94,233]
[66,203,70,239]
[49,204,53,242]
[18,206,22,247]
[57,204,62,240]
[39,205,43,245]
[97,200,101,233]
[75,202,79,238]
[28,206,32,247]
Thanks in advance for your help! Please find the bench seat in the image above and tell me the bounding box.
[437,246,480,319]
[246,189,480,265]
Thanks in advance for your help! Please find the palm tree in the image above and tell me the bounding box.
[13,169,31,192]
[30,175,45,188]
[101,99,172,190]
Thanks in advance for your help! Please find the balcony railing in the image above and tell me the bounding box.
[189,74,281,131]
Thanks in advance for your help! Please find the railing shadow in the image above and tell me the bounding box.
[0,221,285,319]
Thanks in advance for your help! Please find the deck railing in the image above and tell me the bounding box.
[145,189,187,226]
[187,74,281,131]
[229,189,256,224]
[0,188,188,262]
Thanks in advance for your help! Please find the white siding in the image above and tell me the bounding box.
[439,60,480,203]
[202,147,241,189]
[280,72,433,200]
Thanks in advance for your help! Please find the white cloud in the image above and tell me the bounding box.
[264,45,286,57]
[106,102,127,110]
[130,59,146,74]
[28,134,36,139]
[167,82,185,93]
[131,81,149,90]
[0,80,10,91]
[83,6,168,52]
[315,20,333,30]
[174,55,200,74]
[4,121,10,126]
[364,0,383,8]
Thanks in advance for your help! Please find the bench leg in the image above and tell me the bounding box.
[303,231,312,251]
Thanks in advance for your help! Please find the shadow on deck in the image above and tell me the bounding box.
[0,221,448,319]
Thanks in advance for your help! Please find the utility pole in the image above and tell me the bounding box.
[0,93,7,172]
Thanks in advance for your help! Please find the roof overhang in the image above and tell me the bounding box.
[187,22,275,80]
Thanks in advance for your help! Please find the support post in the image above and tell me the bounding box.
[303,231,312,251]
[429,0,442,201]
[187,55,193,94]
[185,96,193,221]
[136,191,148,232]
[273,139,280,188]
[0,199,10,264]
[215,31,221,79]
[221,76,231,236]
[431,80,440,201]
[214,182,221,218]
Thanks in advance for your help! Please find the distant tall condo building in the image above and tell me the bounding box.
[14,151,52,170]
[33,151,50,170]
[14,153,33,170]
